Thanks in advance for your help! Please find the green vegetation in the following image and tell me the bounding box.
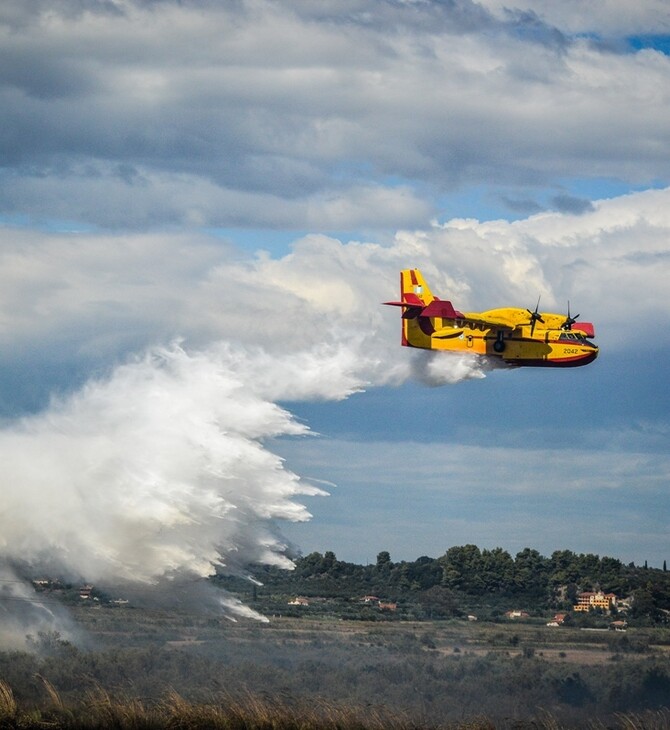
[3,544,669,728]
[216,545,670,625]
[2,616,670,728]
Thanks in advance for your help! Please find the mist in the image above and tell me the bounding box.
[409,351,508,386]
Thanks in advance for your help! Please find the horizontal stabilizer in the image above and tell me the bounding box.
[383,297,462,319]
[383,293,424,307]
[420,299,463,319]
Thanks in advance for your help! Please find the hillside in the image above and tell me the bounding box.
[215,545,670,625]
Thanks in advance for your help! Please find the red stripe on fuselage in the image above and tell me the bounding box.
[504,351,598,367]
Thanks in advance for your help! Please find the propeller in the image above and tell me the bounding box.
[561,301,580,330]
[526,296,544,336]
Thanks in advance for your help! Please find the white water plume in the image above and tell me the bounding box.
[0,342,337,630]
[0,261,501,641]
[409,351,505,386]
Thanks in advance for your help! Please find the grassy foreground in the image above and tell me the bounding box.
[1,679,670,730]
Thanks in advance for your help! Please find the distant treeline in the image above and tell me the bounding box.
[221,545,670,623]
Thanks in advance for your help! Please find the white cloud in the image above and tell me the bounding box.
[1,0,670,229]
[1,184,669,381]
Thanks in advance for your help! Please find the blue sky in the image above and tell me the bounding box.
[0,0,669,592]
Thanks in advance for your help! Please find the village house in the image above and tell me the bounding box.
[32,579,64,591]
[573,590,617,612]
[287,597,310,606]
[546,612,568,627]
[378,601,397,612]
[504,610,530,619]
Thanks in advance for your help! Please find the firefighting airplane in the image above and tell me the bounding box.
[384,269,598,367]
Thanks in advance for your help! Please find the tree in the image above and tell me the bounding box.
[480,547,514,594]
[439,545,483,593]
[321,551,337,572]
[513,548,549,600]
[376,551,391,568]
[405,556,442,590]
[631,587,655,620]
[417,586,461,618]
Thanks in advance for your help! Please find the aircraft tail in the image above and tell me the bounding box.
[384,269,462,347]
[400,269,435,307]
[383,269,436,310]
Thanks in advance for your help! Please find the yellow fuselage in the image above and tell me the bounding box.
[405,308,598,367]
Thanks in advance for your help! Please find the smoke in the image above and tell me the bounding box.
[0,565,78,650]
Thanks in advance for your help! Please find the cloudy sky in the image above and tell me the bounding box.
[1,0,669,584]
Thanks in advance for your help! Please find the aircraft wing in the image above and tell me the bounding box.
[456,313,517,330]
[384,299,521,330]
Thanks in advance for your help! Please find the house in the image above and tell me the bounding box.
[360,595,380,603]
[573,591,617,612]
[79,584,93,600]
[288,597,310,606]
[378,602,397,612]
[616,597,632,613]
[505,610,529,619]
[547,612,568,627]
[32,579,63,591]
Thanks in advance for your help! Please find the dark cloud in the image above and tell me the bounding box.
[504,8,568,51]
[500,196,544,215]
[550,194,595,214]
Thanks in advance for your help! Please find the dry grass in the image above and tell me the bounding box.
[0,679,17,718]
[0,679,667,729]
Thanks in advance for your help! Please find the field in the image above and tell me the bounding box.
[1,603,669,728]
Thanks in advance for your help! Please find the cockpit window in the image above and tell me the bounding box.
[559,331,586,342]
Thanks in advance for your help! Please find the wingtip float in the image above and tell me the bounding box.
[384,269,598,368]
